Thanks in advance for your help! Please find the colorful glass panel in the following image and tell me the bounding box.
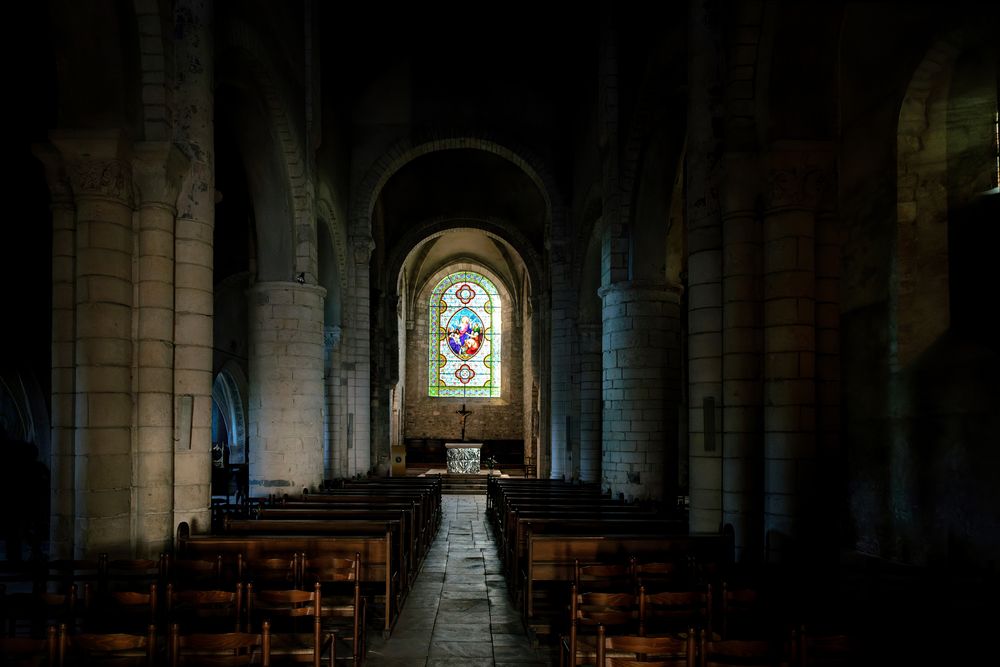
[428,271,501,398]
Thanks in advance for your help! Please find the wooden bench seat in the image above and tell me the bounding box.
[523,533,732,636]
[175,522,401,637]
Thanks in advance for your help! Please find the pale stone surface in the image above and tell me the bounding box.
[600,281,682,501]
[445,443,482,474]
[249,282,327,495]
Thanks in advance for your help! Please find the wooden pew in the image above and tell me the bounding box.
[255,507,419,586]
[507,515,686,587]
[222,517,410,599]
[276,499,428,561]
[281,494,435,557]
[523,533,732,634]
[175,522,401,637]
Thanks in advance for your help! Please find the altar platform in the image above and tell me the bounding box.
[415,468,509,477]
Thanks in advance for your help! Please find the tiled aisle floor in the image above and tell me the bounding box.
[364,495,556,666]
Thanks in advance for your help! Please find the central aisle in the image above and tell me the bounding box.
[365,495,556,666]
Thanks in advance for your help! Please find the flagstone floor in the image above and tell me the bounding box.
[363,495,556,666]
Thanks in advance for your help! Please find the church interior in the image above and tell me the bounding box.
[1,0,998,664]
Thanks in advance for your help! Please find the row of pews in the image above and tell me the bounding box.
[1,475,442,665]
[181,476,442,639]
[487,477,858,665]
[487,476,731,634]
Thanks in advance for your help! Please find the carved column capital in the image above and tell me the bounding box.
[50,130,135,206]
[132,141,191,210]
[32,143,74,208]
[350,234,375,263]
[764,141,835,213]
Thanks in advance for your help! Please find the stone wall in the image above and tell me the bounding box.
[403,280,524,444]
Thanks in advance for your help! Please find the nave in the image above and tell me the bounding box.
[365,495,553,666]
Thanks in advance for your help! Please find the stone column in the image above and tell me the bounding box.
[600,281,682,501]
[323,325,343,480]
[248,282,327,495]
[534,291,551,478]
[686,0,725,532]
[814,206,841,555]
[35,146,76,559]
[132,143,188,557]
[52,131,134,558]
[578,324,602,483]
[549,239,573,480]
[761,143,830,562]
[345,235,373,477]
[173,0,214,534]
[721,153,764,563]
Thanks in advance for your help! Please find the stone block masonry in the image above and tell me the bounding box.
[249,282,327,496]
[600,281,682,502]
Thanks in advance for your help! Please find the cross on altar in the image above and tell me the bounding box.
[455,403,473,441]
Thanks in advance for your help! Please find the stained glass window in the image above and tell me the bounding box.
[428,271,501,398]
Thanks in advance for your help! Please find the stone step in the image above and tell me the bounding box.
[440,474,489,495]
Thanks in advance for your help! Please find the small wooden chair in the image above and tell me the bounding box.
[247,582,332,667]
[167,583,244,634]
[793,625,857,667]
[575,558,636,594]
[57,622,156,667]
[169,621,271,667]
[719,582,771,640]
[640,585,712,638]
[2,587,76,638]
[242,556,299,592]
[88,584,158,634]
[301,553,365,663]
[163,554,225,591]
[595,623,696,667]
[0,625,57,666]
[633,559,691,594]
[103,559,161,595]
[699,631,785,667]
[562,584,641,667]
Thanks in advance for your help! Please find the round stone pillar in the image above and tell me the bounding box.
[600,281,682,502]
[761,143,830,562]
[248,282,327,496]
[578,324,602,483]
[686,0,725,533]
[35,145,76,559]
[345,235,373,477]
[323,325,344,480]
[172,0,215,535]
[132,143,188,557]
[721,153,764,563]
[548,240,574,480]
[53,132,135,558]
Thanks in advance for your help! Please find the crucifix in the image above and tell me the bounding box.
[456,403,473,442]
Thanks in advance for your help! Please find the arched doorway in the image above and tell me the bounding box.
[211,364,249,507]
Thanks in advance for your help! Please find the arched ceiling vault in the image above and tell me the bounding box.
[376,148,547,308]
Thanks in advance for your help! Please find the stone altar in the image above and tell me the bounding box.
[445,442,482,474]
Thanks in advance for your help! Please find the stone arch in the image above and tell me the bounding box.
[618,37,687,261]
[384,216,543,307]
[317,197,349,295]
[346,132,565,483]
[348,132,565,243]
[317,200,348,328]
[218,19,311,281]
[0,368,50,468]
[212,361,248,465]
[572,181,604,297]
[576,205,605,327]
[893,26,995,369]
